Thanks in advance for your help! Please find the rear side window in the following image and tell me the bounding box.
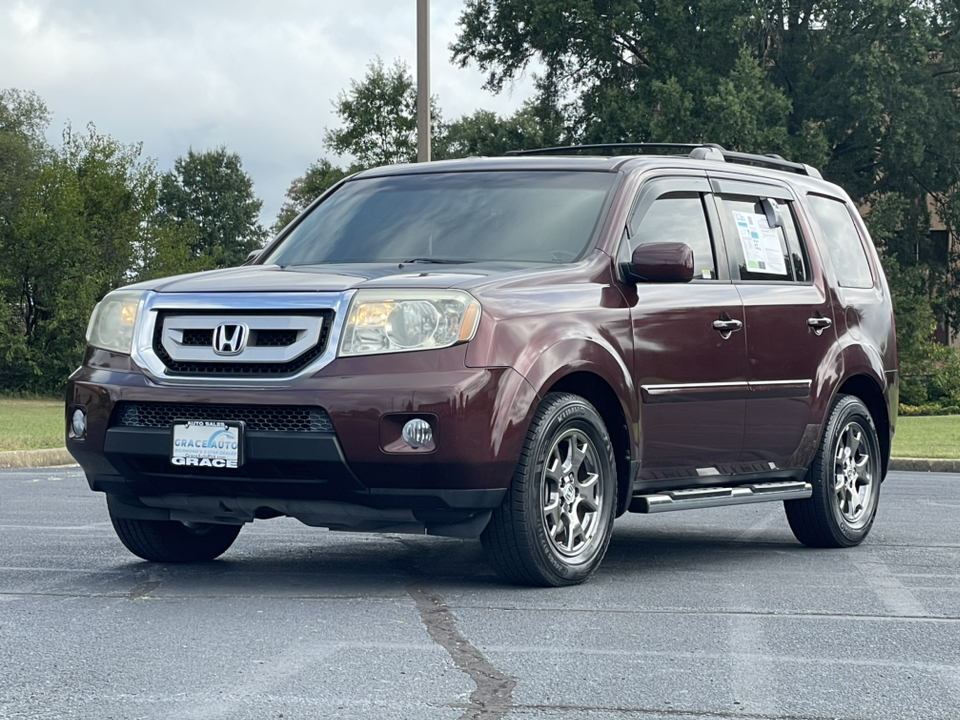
[806,195,874,288]
[717,195,810,282]
[630,194,717,280]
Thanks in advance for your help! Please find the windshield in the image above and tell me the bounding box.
[264,170,617,266]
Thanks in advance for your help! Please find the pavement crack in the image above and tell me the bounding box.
[407,584,516,720]
[511,704,871,720]
[126,581,161,600]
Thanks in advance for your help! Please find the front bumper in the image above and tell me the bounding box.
[67,345,538,528]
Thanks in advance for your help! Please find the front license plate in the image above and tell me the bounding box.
[171,420,243,468]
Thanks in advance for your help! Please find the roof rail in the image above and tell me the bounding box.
[505,143,822,179]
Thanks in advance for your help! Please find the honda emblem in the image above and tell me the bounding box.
[213,323,249,355]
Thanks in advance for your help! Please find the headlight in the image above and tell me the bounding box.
[86,289,145,354]
[339,289,481,357]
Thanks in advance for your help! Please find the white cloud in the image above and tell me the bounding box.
[0,0,537,226]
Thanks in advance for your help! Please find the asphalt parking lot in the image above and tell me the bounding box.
[2,467,958,720]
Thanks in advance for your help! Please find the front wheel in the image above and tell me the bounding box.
[481,393,617,587]
[785,394,882,548]
[109,507,242,563]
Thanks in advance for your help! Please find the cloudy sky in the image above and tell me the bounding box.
[0,0,536,225]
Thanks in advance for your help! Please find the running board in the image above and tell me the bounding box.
[630,481,812,514]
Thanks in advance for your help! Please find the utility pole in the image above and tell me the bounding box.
[417,0,431,162]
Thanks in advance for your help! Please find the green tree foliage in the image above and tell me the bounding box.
[275,59,448,232]
[441,103,553,157]
[0,118,169,393]
[0,89,50,231]
[323,57,443,167]
[272,159,348,234]
[0,90,210,395]
[452,0,960,206]
[158,147,267,268]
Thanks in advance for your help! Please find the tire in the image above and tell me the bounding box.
[109,512,242,563]
[481,392,617,587]
[785,394,882,548]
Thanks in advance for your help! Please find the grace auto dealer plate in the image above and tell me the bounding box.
[171,420,244,468]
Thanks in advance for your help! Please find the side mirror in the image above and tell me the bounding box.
[244,249,263,265]
[624,242,694,283]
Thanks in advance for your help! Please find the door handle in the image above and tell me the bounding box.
[807,317,833,336]
[712,318,743,339]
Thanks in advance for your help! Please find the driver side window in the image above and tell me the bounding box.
[629,193,717,280]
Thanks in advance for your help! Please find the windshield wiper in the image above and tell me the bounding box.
[398,258,472,267]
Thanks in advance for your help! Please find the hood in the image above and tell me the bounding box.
[134,261,549,294]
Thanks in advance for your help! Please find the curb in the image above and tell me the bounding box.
[0,448,76,469]
[0,448,959,473]
[888,457,960,474]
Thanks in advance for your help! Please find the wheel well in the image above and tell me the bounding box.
[837,374,891,477]
[547,372,632,516]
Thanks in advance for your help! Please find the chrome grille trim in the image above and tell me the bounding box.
[160,314,324,364]
[130,291,355,387]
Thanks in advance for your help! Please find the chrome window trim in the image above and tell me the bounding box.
[131,291,355,387]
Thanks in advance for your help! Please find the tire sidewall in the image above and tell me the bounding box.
[522,396,616,583]
[816,397,882,544]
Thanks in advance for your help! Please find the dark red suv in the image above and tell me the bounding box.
[66,144,898,586]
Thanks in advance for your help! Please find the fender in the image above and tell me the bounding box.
[465,275,637,460]
[486,334,638,463]
[518,336,636,431]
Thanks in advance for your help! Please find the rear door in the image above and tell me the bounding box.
[623,175,748,477]
[709,176,837,470]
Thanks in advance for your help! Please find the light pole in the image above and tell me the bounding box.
[417,0,430,162]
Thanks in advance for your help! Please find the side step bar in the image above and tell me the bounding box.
[630,481,812,514]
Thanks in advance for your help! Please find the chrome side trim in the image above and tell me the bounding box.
[748,379,812,399]
[131,291,355,387]
[641,381,751,403]
[640,379,812,403]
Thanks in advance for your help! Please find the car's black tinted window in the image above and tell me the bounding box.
[807,195,874,288]
[265,171,616,266]
[719,196,809,282]
[631,194,717,280]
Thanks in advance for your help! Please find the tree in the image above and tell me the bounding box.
[272,159,348,234]
[0,120,167,393]
[323,57,443,167]
[441,103,553,157]
[0,90,51,290]
[274,58,448,233]
[158,147,267,268]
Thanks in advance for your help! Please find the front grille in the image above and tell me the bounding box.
[253,329,298,347]
[182,329,213,346]
[115,402,335,433]
[180,329,297,349]
[153,309,332,376]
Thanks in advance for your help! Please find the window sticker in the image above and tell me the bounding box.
[733,211,787,275]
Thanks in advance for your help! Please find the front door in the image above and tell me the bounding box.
[624,176,748,479]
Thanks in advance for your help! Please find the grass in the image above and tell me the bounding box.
[0,397,958,458]
[0,397,64,452]
[892,414,960,459]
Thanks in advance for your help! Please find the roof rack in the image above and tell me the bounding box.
[504,143,822,179]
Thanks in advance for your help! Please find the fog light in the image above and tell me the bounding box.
[401,418,433,448]
[70,408,87,439]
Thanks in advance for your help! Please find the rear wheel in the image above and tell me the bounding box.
[481,393,617,587]
[785,394,882,548]
[109,511,242,563]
